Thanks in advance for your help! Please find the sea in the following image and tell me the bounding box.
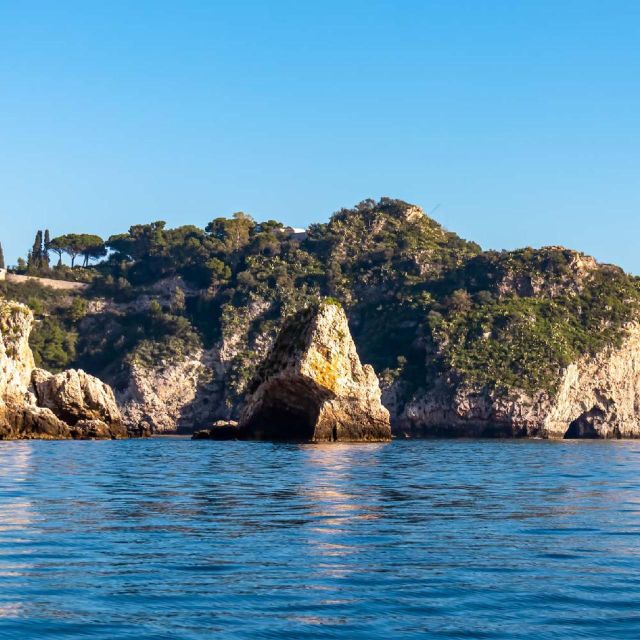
[0,437,639,639]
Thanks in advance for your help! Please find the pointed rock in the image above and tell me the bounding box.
[238,301,391,442]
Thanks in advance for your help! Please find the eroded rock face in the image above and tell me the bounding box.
[397,323,640,439]
[238,302,391,442]
[118,351,210,433]
[116,299,273,434]
[0,402,70,440]
[0,299,128,440]
[544,324,640,438]
[32,368,122,429]
[0,301,35,403]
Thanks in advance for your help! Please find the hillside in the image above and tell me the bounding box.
[3,198,640,436]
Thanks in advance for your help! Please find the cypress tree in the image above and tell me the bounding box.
[0,242,5,269]
[29,230,43,269]
[43,229,51,268]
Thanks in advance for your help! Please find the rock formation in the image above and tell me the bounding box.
[0,301,35,403]
[114,297,272,434]
[396,323,640,439]
[32,368,126,438]
[192,420,239,440]
[0,299,127,439]
[238,301,391,442]
[0,403,69,440]
[118,353,208,433]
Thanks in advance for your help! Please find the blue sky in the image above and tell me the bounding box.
[1,1,639,271]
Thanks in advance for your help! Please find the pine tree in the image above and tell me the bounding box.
[0,242,5,269]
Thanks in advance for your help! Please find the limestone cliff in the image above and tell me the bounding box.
[11,198,640,440]
[545,323,640,438]
[397,323,640,439]
[118,350,211,433]
[115,298,272,433]
[238,301,391,442]
[0,301,35,403]
[0,299,127,439]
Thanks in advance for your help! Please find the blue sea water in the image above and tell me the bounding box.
[0,438,639,639]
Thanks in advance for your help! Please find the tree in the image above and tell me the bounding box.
[48,233,105,267]
[69,297,88,321]
[205,212,255,269]
[205,212,255,253]
[43,229,51,268]
[47,236,66,266]
[171,287,186,313]
[0,242,4,269]
[205,257,232,287]
[54,234,83,267]
[248,232,280,257]
[106,222,166,261]
[79,235,106,266]
[28,230,43,270]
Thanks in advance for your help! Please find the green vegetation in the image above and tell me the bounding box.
[4,198,640,408]
[0,280,80,371]
[423,248,640,393]
[48,233,106,268]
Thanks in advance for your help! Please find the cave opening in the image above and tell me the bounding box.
[564,406,605,439]
[243,400,320,442]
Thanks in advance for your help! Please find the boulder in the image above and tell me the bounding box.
[238,301,391,442]
[70,419,128,440]
[0,401,70,440]
[31,368,123,429]
[192,420,239,440]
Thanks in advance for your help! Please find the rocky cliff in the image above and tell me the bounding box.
[9,198,640,439]
[238,301,391,442]
[114,297,273,433]
[395,322,640,439]
[0,299,127,439]
[546,323,640,438]
[118,349,211,433]
[0,301,35,403]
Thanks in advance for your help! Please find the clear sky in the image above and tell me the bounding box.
[1,1,639,271]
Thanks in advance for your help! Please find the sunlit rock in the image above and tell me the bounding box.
[238,301,391,442]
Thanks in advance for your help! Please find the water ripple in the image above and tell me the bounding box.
[0,439,639,638]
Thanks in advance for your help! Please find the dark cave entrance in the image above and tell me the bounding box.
[564,406,606,439]
[243,399,321,442]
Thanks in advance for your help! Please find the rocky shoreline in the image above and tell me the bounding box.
[4,293,640,442]
[5,197,640,443]
[0,300,141,440]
